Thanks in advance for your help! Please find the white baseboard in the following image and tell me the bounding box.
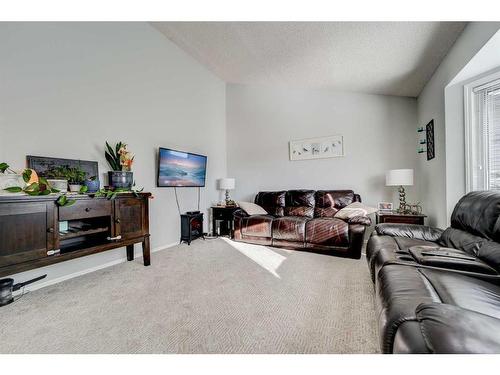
[18,242,179,293]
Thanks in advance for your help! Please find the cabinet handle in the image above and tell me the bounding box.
[107,235,122,241]
[47,228,54,233]
[85,207,91,212]
[47,249,60,256]
[115,218,121,224]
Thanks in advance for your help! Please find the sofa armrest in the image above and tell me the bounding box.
[375,223,444,242]
[415,303,500,353]
[347,224,367,259]
[347,215,371,226]
[232,209,248,240]
[233,208,249,218]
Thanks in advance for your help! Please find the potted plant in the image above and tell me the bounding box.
[84,175,100,193]
[1,162,64,198]
[105,141,134,189]
[46,165,70,192]
[66,166,86,192]
[0,163,26,193]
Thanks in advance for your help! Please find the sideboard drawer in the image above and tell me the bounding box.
[59,199,112,221]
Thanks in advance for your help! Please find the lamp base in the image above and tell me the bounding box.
[224,190,236,206]
[397,185,407,213]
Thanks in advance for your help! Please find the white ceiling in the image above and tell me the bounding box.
[152,22,467,97]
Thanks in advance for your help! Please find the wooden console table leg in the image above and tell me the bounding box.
[126,244,134,261]
[142,235,151,266]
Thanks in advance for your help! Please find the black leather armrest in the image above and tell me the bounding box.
[347,224,367,259]
[415,303,500,353]
[375,223,444,242]
[347,215,371,226]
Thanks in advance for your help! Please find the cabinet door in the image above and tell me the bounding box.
[114,197,147,240]
[0,201,56,268]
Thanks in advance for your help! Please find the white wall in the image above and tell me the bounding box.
[226,84,417,210]
[416,22,500,228]
[0,22,226,285]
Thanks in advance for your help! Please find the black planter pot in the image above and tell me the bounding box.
[108,171,133,189]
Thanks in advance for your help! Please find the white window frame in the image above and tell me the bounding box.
[464,70,500,193]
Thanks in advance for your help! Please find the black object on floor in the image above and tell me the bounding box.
[0,274,47,306]
[180,212,205,245]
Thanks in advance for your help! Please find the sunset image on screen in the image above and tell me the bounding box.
[158,148,207,187]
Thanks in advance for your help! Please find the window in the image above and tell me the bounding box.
[465,73,500,192]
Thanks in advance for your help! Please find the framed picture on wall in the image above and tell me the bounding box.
[426,120,435,161]
[289,135,344,161]
[378,202,393,212]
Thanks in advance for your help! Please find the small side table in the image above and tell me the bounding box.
[212,206,239,237]
[376,211,426,225]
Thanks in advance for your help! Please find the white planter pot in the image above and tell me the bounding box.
[68,184,82,193]
[0,174,25,194]
[47,179,68,192]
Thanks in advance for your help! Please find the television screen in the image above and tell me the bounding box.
[157,148,207,187]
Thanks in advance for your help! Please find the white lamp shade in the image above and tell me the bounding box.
[218,178,235,190]
[386,169,414,186]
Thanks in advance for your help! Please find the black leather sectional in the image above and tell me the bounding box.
[366,191,500,353]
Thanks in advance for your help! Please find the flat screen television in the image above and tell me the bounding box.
[157,147,207,187]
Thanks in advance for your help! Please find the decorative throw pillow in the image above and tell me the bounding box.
[334,202,378,220]
[237,201,268,216]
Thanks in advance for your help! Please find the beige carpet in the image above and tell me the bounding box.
[0,239,379,353]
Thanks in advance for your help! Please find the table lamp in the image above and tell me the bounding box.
[218,178,235,206]
[386,169,414,213]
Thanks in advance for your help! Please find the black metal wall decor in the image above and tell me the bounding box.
[426,120,435,161]
[26,155,99,178]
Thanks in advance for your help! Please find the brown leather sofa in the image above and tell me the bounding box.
[233,190,370,259]
[366,191,500,353]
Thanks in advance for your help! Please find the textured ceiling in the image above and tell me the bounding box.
[152,22,467,97]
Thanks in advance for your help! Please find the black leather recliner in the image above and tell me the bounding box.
[367,191,500,282]
[366,191,500,353]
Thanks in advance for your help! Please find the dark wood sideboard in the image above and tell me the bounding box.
[376,211,426,225]
[0,192,151,278]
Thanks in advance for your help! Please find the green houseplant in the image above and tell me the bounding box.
[105,141,134,189]
[66,166,86,192]
[46,165,70,192]
[0,162,25,193]
[1,163,56,196]
[0,162,80,207]
[46,165,86,192]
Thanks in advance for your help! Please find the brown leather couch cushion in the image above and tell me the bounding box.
[240,215,273,237]
[272,216,308,241]
[284,190,315,218]
[235,189,366,259]
[314,190,355,218]
[306,218,349,246]
[254,191,286,217]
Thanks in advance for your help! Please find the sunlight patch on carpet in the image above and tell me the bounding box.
[220,238,286,278]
